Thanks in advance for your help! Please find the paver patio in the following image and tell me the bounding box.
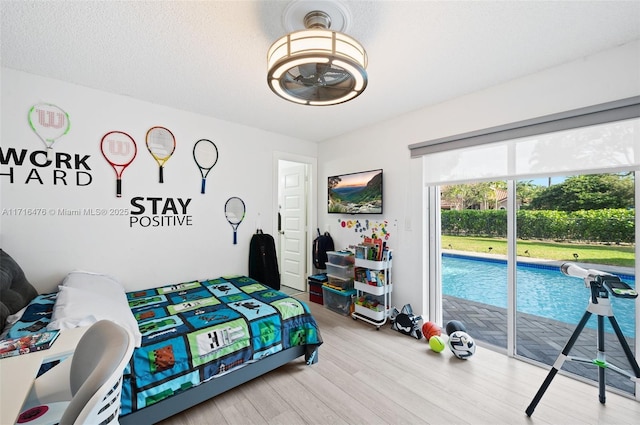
[443,295,638,396]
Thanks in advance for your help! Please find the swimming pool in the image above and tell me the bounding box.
[442,254,636,337]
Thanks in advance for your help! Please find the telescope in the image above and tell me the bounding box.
[560,262,637,298]
[526,262,640,417]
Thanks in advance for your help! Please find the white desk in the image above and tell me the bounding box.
[0,326,88,425]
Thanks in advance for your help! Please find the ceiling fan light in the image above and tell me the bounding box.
[266,8,368,106]
[289,29,333,51]
[332,59,366,90]
[270,56,330,79]
[309,90,358,106]
[270,81,310,105]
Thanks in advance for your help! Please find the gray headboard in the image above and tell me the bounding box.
[0,249,38,331]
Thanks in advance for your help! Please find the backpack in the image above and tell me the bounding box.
[312,229,334,270]
[249,229,280,290]
[391,304,423,339]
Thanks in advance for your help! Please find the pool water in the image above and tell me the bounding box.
[442,254,636,337]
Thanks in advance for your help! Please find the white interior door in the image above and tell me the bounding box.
[279,162,307,291]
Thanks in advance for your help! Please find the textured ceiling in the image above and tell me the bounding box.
[2,1,639,142]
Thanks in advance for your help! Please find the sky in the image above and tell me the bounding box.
[528,176,567,187]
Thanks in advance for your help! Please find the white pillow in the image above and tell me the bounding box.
[47,272,142,347]
[60,270,124,293]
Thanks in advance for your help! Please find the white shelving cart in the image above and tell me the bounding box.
[351,250,392,329]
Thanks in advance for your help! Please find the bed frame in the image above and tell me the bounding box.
[119,345,312,424]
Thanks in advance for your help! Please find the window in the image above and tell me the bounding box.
[414,97,639,396]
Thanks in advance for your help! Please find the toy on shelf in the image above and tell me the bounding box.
[351,249,393,329]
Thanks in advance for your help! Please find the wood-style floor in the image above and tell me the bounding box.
[158,292,639,425]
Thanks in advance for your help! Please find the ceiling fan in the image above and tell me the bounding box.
[282,61,354,102]
[267,1,368,106]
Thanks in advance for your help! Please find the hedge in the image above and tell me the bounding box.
[441,208,635,243]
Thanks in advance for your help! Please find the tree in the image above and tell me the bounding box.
[442,182,500,210]
[328,176,341,190]
[516,180,543,208]
[441,184,471,209]
[442,181,539,210]
[528,173,634,211]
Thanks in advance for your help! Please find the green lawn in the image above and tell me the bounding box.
[442,235,635,268]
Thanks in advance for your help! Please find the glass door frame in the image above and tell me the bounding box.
[427,171,639,398]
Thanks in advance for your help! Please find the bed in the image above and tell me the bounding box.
[0,250,322,424]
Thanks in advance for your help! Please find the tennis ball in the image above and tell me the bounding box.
[428,335,446,353]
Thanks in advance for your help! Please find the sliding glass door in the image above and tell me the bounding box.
[514,173,636,396]
[440,182,508,350]
[424,111,639,397]
[436,172,637,396]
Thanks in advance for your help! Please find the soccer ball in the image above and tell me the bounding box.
[447,331,476,359]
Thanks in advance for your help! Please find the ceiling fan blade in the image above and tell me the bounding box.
[281,78,355,101]
[298,63,317,78]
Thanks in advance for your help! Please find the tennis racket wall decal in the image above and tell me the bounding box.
[28,103,71,160]
[100,131,137,198]
[146,126,176,183]
[225,197,246,245]
[193,139,219,194]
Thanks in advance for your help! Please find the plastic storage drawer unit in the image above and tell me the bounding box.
[308,274,327,305]
[322,286,356,316]
[326,263,354,281]
[309,284,324,304]
[326,275,354,291]
[326,251,355,266]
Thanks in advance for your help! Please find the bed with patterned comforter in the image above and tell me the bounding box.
[3,274,322,423]
[120,275,322,417]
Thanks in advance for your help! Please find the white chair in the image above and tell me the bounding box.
[17,320,135,425]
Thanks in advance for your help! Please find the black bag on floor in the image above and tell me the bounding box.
[312,229,334,270]
[391,304,423,339]
[249,229,280,290]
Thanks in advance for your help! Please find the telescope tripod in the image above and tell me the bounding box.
[526,283,640,417]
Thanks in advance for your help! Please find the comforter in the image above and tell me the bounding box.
[120,275,322,415]
[2,275,322,417]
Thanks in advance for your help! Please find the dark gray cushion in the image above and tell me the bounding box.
[0,249,38,331]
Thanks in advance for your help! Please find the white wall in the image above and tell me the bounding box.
[3,40,638,304]
[1,68,317,293]
[318,40,640,318]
